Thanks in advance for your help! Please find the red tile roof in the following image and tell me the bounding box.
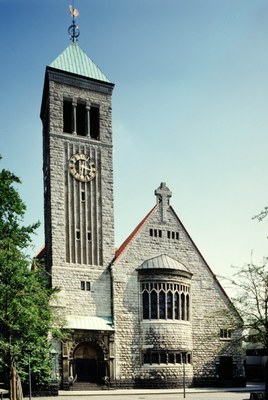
[114,205,157,262]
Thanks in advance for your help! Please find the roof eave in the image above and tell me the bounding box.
[40,66,114,120]
[46,65,115,90]
[137,268,193,279]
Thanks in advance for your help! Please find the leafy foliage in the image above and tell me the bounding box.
[227,262,268,349]
[0,156,59,386]
[220,261,268,399]
[253,206,268,222]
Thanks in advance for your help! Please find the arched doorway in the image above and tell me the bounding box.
[73,342,105,383]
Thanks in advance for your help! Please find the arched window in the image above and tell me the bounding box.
[159,290,166,319]
[181,292,185,320]
[151,290,158,319]
[174,292,179,320]
[141,281,190,321]
[167,291,173,319]
[143,291,149,319]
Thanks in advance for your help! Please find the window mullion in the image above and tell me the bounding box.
[86,105,91,137]
[149,290,151,320]
[72,101,77,134]
[157,289,159,319]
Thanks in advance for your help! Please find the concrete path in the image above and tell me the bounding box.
[24,382,264,400]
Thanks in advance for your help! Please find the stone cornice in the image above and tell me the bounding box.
[47,67,114,95]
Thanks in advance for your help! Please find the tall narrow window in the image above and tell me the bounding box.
[168,353,175,363]
[174,292,179,319]
[167,291,173,319]
[76,103,86,136]
[143,291,149,319]
[176,353,181,364]
[186,294,190,321]
[63,100,89,136]
[151,353,159,364]
[63,99,72,133]
[81,189,85,202]
[181,293,185,320]
[159,291,166,319]
[144,353,150,364]
[90,106,100,139]
[160,353,167,364]
[151,290,157,319]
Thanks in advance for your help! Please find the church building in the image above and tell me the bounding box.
[39,11,245,390]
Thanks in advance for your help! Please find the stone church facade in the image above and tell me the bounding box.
[40,40,245,389]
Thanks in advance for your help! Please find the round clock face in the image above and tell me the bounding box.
[69,153,96,182]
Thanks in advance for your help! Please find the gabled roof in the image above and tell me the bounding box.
[112,198,241,318]
[138,254,189,273]
[50,43,110,82]
[34,244,45,259]
[114,205,157,260]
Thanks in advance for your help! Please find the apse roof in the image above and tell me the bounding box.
[49,43,110,82]
[138,254,189,272]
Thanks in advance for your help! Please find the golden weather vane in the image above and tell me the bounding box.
[68,4,80,42]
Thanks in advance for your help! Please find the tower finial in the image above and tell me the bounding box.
[68,4,80,43]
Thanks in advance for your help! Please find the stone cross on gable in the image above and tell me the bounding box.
[154,182,172,223]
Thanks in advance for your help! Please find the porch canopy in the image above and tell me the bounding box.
[66,315,114,331]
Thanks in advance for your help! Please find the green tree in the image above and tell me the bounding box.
[0,156,57,387]
[222,261,268,399]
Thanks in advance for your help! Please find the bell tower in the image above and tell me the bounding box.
[40,9,115,319]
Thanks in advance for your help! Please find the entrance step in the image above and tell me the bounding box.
[70,382,102,391]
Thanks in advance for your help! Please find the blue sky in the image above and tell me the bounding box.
[1,0,268,284]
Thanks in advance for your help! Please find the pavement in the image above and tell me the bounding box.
[21,382,264,400]
[3,382,264,400]
[57,382,264,396]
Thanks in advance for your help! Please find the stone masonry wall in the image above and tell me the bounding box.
[43,77,114,318]
[112,200,244,386]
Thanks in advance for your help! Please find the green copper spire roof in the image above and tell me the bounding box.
[50,43,110,83]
